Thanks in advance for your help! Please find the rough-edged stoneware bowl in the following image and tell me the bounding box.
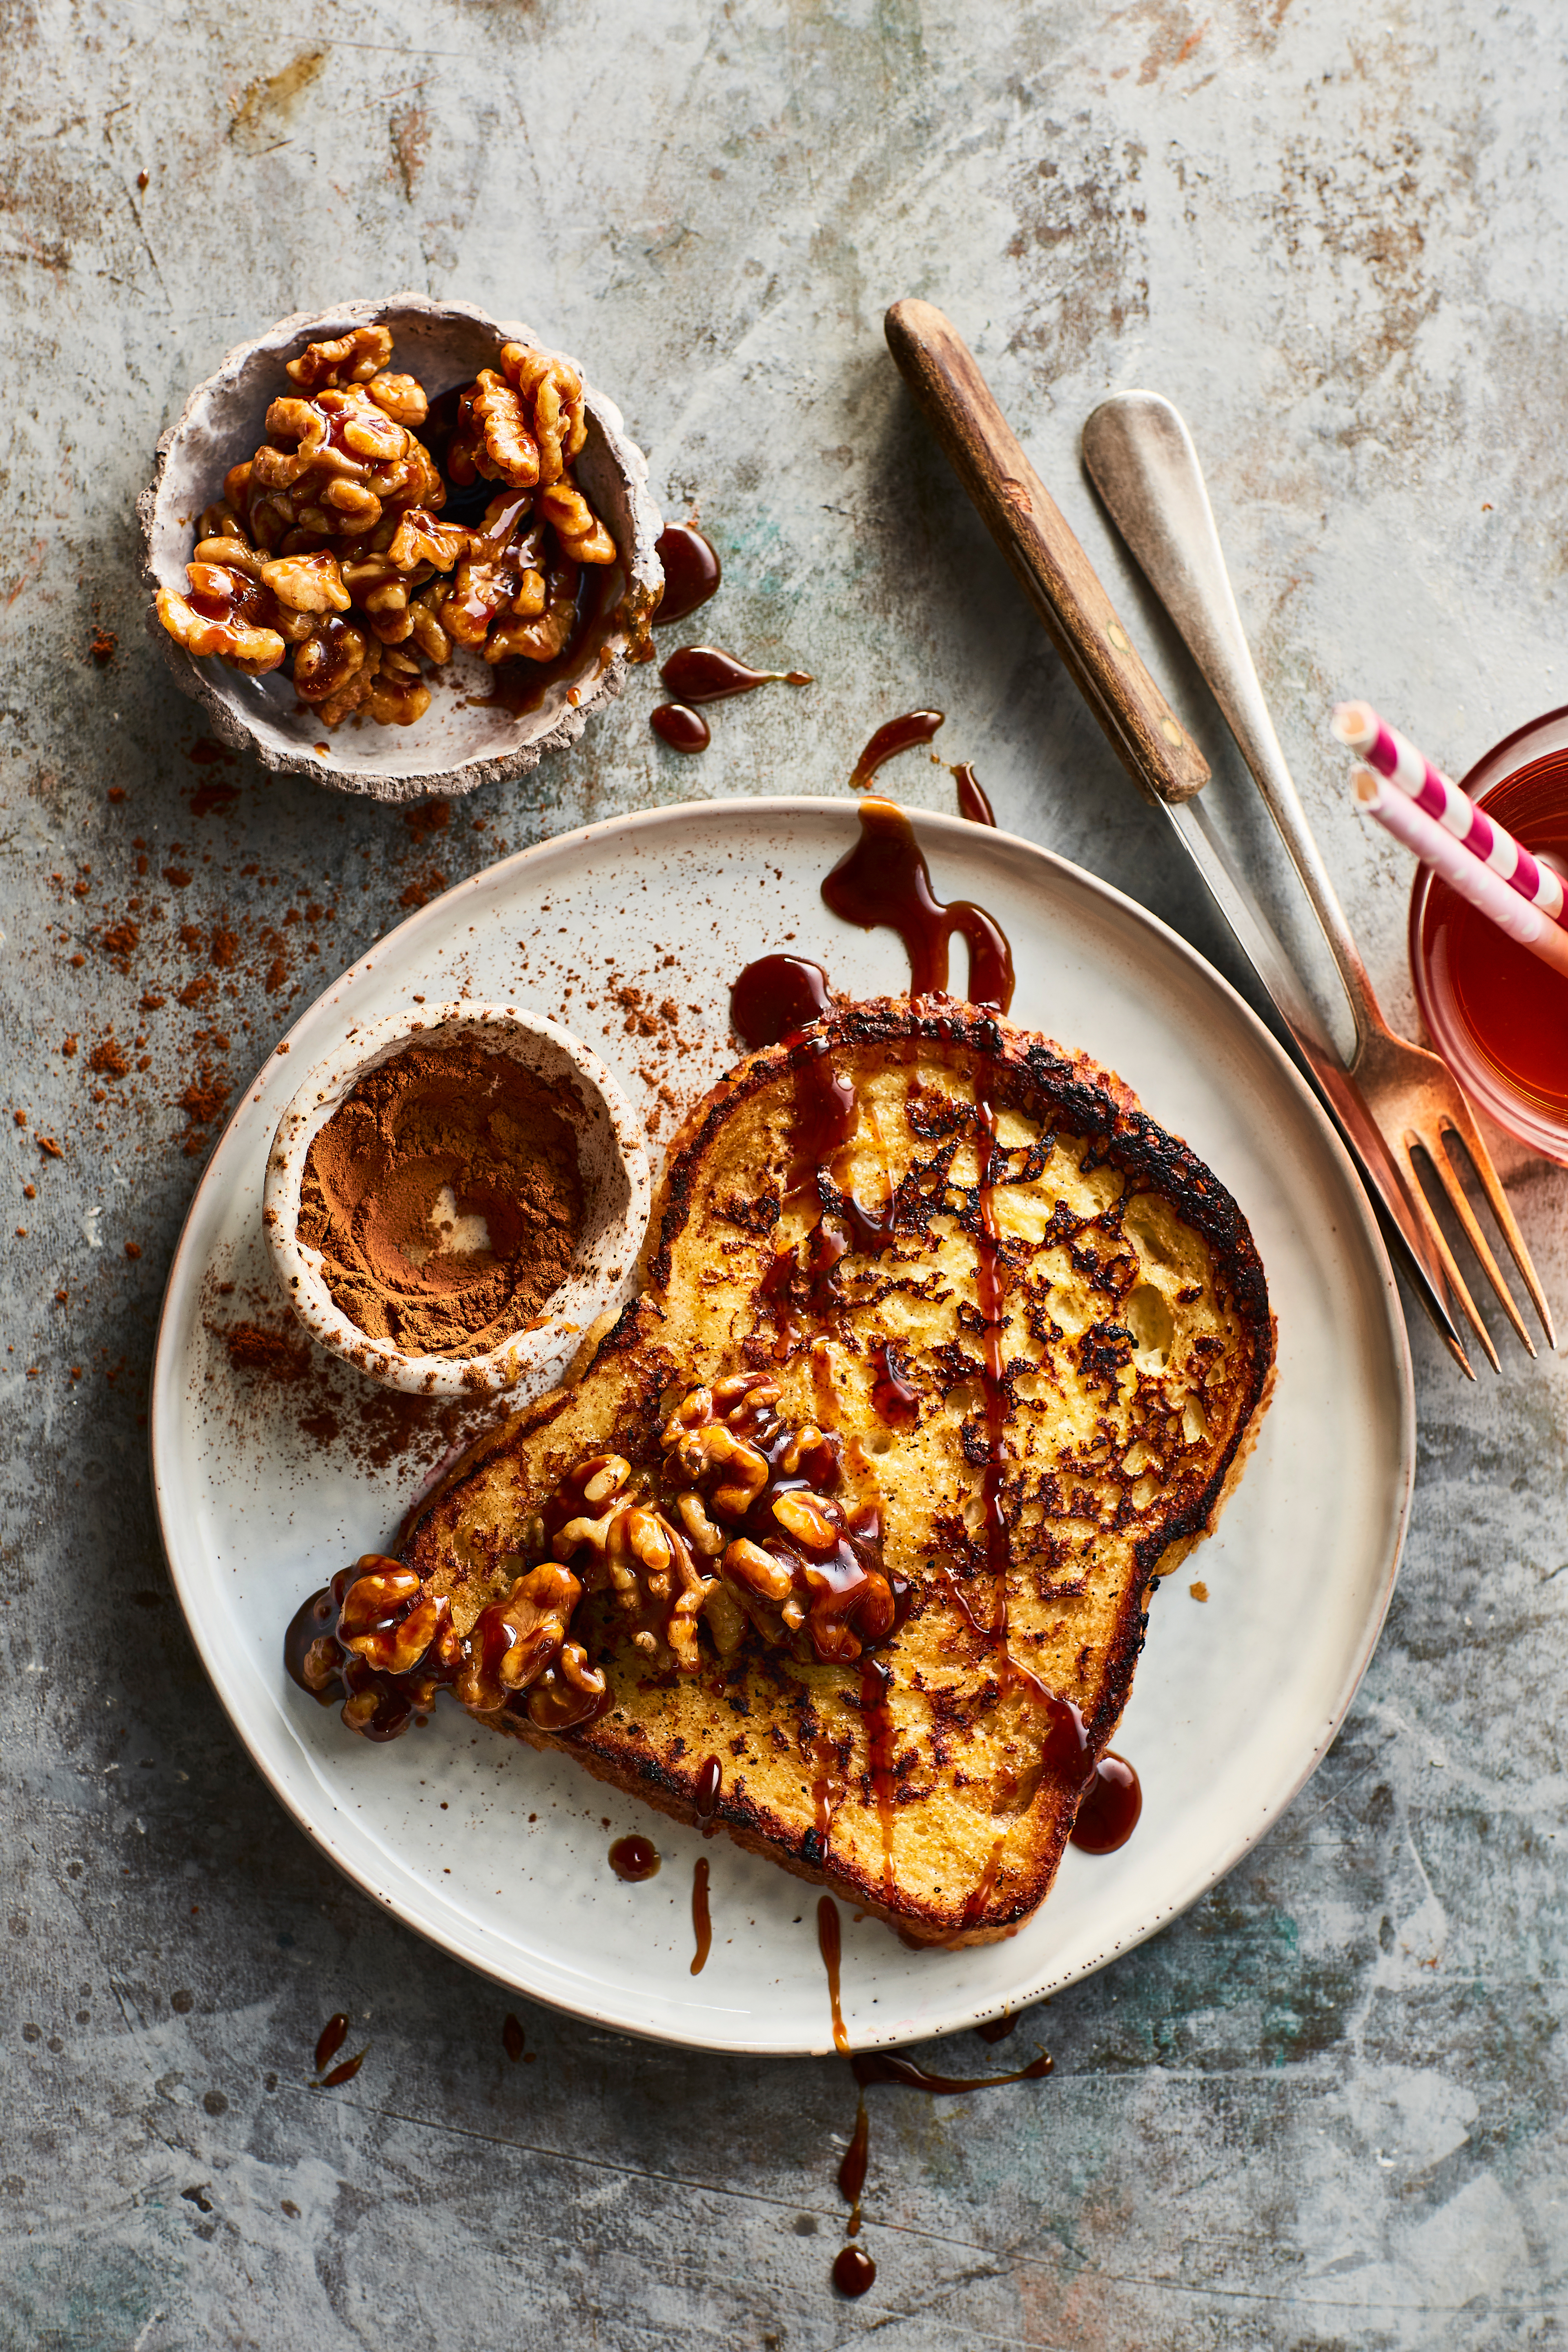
[262,1001,651,1399]
[138,294,664,804]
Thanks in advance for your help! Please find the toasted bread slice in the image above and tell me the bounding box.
[310,1000,1274,1943]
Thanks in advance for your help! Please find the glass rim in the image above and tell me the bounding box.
[1408,708,1568,1165]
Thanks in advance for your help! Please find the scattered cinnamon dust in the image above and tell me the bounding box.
[210,1290,488,1474]
[190,781,241,818]
[208,1319,309,1379]
[402,800,451,842]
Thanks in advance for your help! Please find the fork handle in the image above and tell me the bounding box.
[1081,390,1388,1058]
[884,301,1210,806]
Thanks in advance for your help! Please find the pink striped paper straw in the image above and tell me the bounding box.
[1352,767,1568,982]
[1333,699,1567,928]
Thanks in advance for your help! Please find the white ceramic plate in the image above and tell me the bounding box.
[150,797,1414,2055]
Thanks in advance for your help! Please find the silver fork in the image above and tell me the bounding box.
[1083,391,1555,1372]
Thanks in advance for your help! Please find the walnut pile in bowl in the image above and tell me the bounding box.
[138,295,664,804]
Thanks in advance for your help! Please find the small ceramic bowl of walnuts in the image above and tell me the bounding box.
[138,293,664,803]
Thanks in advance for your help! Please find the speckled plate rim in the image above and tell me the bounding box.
[149,795,1415,2055]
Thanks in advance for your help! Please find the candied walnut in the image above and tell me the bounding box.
[383,509,470,572]
[526,1641,607,1731]
[292,617,386,724]
[156,585,284,675]
[675,1490,727,1557]
[408,579,453,664]
[294,612,369,702]
[197,500,248,543]
[337,1561,450,1675]
[193,535,262,577]
[319,478,383,533]
[394,436,446,512]
[184,555,280,625]
[499,342,586,485]
[457,1564,581,1712]
[771,1490,841,1551]
[363,582,412,644]
[366,371,428,427]
[254,399,332,485]
[539,481,616,566]
[285,324,394,392]
[316,652,381,728]
[723,1535,794,1605]
[441,503,546,649]
[469,368,540,489]
[486,545,579,664]
[331,390,413,467]
[368,645,430,726]
[260,550,351,614]
[339,549,423,643]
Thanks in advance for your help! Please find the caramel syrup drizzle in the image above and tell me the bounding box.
[817,1895,850,2055]
[690,1857,713,1975]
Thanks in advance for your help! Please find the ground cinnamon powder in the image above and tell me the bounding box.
[296,1035,585,1358]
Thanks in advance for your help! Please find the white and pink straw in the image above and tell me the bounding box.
[1350,768,1568,982]
[1333,699,1568,932]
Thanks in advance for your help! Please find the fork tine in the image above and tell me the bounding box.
[1401,1137,1502,1373]
[1432,1314,1477,1381]
[1419,1128,1535,1357]
[1439,1112,1557,1351]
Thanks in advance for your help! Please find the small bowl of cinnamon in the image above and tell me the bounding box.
[262,1003,650,1397]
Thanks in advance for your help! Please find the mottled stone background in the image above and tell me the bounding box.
[4,1,1567,2344]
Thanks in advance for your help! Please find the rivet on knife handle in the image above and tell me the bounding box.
[884,298,1209,807]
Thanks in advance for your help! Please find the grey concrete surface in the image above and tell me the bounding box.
[4,2,1568,2345]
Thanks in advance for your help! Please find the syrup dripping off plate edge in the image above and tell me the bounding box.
[149,794,1414,2054]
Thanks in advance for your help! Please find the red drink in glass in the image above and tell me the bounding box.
[1410,706,1568,1160]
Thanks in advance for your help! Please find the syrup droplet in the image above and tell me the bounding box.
[847,709,944,789]
[1069,1753,1143,1854]
[837,2097,870,2214]
[653,524,722,626]
[313,2012,348,2074]
[318,2049,367,2089]
[501,2013,526,2062]
[730,954,834,1050]
[953,762,996,826]
[650,701,710,753]
[832,2243,877,2297]
[659,644,813,702]
[694,1753,723,1827]
[608,1833,661,1882]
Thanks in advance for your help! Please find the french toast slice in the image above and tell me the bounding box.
[300,999,1274,1944]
